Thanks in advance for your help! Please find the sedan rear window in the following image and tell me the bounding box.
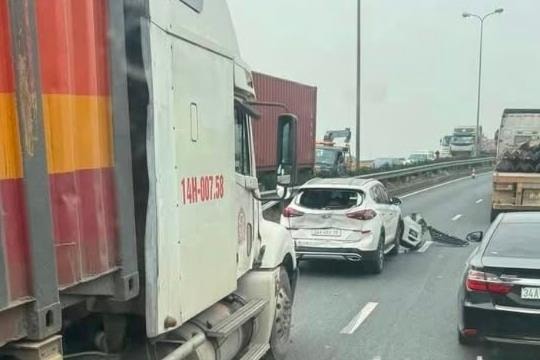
[486,223,540,258]
[296,189,363,210]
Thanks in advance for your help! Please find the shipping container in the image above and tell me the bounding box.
[252,72,316,182]
[0,0,138,346]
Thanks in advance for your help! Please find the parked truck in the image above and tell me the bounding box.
[491,109,540,220]
[314,128,352,177]
[252,72,317,189]
[0,1,298,359]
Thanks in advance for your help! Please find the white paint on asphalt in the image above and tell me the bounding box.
[451,214,462,221]
[475,199,483,204]
[400,173,489,199]
[476,356,483,360]
[417,241,433,253]
[340,302,378,335]
[372,356,381,360]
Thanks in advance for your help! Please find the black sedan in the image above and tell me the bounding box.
[458,212,540,346]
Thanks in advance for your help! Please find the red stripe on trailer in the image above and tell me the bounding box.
[35,0,110,96]
[0,179,31,301]
[0,0,14,93]
[50,168,118,288]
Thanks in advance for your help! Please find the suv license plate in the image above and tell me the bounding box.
[311,229,341,237]
[521,287,540,300]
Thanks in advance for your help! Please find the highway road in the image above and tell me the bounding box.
[287,173,540,360]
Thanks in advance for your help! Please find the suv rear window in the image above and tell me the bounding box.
[485,223,540,258]
[296,189,363,210]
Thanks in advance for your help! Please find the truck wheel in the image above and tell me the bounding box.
[389,220,402,256]
[265,266,292,360]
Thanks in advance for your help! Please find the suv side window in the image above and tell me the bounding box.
[372,185,389,204]
[378,185,390,204]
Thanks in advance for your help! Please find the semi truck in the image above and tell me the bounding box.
[449,126,481,157]
[491,109,540,220]
[0,1,298,359]
[252,72,317,189]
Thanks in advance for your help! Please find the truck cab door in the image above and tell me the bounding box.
[234,107,258,278]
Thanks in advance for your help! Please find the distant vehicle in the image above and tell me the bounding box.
[407,151,436,165]
[280,178,403,274]
[458,212,540,346]
[371,158,403,169]
[491,109,540,220]
[314,128,352,177]
[439,135,453,158]
[450,126,481,157]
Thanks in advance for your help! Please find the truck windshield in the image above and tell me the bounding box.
[315,148,337,165]
[451,136,474,144]
[297,189,364,210]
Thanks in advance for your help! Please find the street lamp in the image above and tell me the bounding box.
[462,8,503,156]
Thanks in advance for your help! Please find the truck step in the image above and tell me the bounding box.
[206,298,267,338]
[239,343,270,360]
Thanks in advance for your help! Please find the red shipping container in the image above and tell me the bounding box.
[252,72,317,173]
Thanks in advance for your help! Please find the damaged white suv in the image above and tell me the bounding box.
[280,178,403,273]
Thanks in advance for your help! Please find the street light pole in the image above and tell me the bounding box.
[355,0,361,171]
[462,8,503,156]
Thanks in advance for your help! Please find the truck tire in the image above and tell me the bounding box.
[265,266,292,360]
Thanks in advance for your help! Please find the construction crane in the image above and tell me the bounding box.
[323,128,352,144]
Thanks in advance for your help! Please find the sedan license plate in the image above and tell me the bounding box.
[521,287,540,300]
[311,228,341,237]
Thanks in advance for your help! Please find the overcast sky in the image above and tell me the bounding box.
[226,0,540,159]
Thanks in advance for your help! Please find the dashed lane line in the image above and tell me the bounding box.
[340,302,378,335]
[475,199,483,204]
[451,214,462,221]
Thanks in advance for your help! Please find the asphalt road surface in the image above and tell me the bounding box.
[287,173,540,360]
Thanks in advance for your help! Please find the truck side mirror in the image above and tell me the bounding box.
[276,114,298,187]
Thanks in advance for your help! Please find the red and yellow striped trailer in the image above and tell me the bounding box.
[0,0,138,347]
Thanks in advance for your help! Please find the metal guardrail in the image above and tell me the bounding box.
[261,157,494,211]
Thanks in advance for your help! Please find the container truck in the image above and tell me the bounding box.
[491,109,540,220]
[252,72,317,189]
[0,1,298,359]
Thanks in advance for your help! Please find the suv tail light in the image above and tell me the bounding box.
[466,269,513,295]
[346,209,377,220]
[282,207,304,218]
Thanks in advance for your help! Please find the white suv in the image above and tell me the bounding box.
[280,178,402,273]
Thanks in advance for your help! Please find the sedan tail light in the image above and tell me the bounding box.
[282,207,304,218]
[466,269,513,295]
[346,209,377,220]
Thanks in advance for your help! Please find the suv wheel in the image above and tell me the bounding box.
[389,220,403,256]
[365,233,384,274]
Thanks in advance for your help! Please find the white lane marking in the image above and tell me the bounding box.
[340,302,378,335]
[372,357,382,360]
[451,214,462,221]
[475,199,483,204]
[400,173,489,199]
[417,241,433,253]
[477,356,483,360]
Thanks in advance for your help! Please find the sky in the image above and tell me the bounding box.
[226,0,540,160]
